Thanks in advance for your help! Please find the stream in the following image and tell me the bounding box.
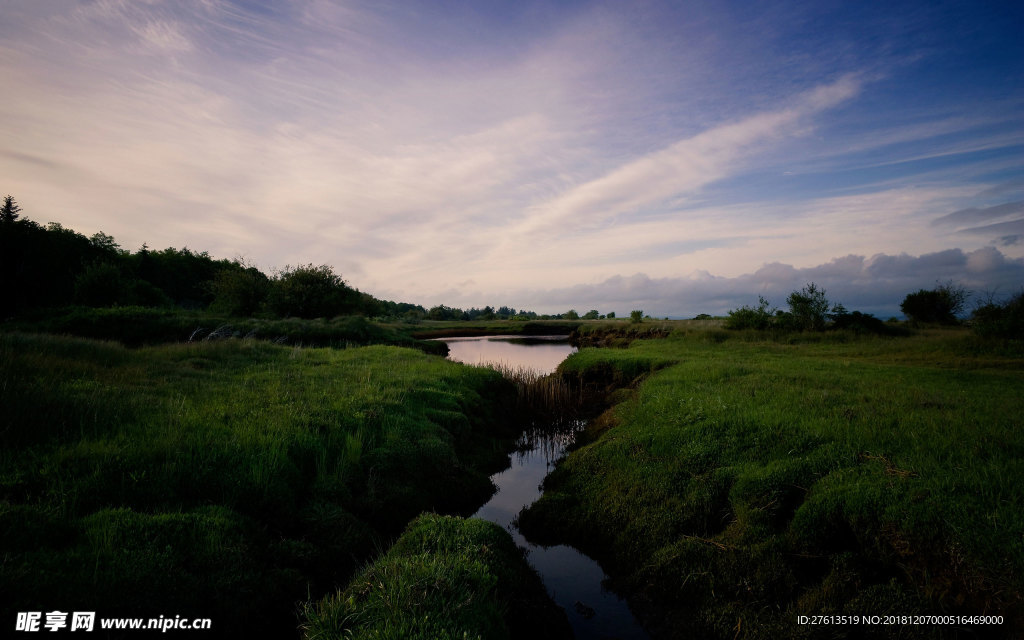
[441,336,650,640]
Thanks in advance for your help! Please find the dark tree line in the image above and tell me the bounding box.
[0,198,562,322]
[0,198,421,320]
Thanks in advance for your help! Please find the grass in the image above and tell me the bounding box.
[302,514,570,640]
[519,327,1024,638]
[0,332,521,636]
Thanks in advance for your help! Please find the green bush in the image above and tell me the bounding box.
[724,296,775,330]
[268,264,358,318]
[208,263,270,316]
[971,290,1024,339]
[900,282,967,324]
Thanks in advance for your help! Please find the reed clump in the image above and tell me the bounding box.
[484,362,582,424]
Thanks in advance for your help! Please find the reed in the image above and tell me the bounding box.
[483,362,582,424]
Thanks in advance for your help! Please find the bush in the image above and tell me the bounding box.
[73,262,127,307]
[786,282,833,331]
[725,296,775,330]
[971,291,1024,339]
[267,264,357,319]
[209,264,270,316]
[829,311,910,336]
[900,282,967,324]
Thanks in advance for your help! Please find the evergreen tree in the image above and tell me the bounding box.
[1,195,21,223]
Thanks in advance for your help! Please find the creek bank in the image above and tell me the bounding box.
[519,333,1024,639]
[304,514,572,640]
[0,335,546,638]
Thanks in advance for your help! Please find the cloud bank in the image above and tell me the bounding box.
[495,247,1024,318]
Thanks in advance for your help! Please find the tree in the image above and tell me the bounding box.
[89,231,121,254]
[786,282,832,331]
[209,261,270,316]
[630,310,643,324]
[900,281,967,324]
[606,311,615,319]
[267,264,356,318]
[582,309,599,320]
[1,195,21,223]
[565,309,580,320]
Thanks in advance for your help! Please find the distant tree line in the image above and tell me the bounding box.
[725,280,1023,339]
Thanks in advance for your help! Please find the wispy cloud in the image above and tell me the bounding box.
[1,1,1022,312]
[512,75,864,236]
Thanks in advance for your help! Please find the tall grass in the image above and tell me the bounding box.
[486,362,582,423]
[302,514,571,640]
[520,328,1024,638]
[0,332,520,636]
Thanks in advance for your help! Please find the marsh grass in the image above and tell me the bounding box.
[486,362,582,422]
[0,332,519,636]
[302,514,571,640]
[520,327,1024,638]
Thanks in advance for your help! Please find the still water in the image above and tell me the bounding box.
[442,336,650,640]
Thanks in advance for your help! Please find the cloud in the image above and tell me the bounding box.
[932,201,1024,227]
[488,247,1024,318]
[2,1,1023,313]
[512,74,864,236]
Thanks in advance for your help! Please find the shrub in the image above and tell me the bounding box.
[971,290,1024,339]
[900,282,967,324]
[267,264,357,319]
[725,296,775,330]
[209,264,270,316]
[786,282,834,331]
[73,262,127,307]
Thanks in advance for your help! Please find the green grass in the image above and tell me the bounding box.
[303,514,570,640]
[520,328,1024,638]
[0,333,520,636]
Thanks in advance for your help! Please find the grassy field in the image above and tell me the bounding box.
[0,332,529,636]
[521,326,1024,638]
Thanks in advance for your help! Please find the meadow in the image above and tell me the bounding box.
[521,326,1024,638]
[0,332,537,637]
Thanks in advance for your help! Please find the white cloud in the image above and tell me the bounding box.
[511,74,864,237]
[2,2,1022,312]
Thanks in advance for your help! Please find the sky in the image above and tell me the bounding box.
[2,0,1023,317]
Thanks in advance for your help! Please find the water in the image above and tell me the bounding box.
[442,335,650,640]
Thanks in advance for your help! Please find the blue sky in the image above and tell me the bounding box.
[1,0,1022,316]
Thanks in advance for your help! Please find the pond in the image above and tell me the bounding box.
[441,335,650,640]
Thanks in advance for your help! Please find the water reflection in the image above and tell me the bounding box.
[442,335,575,375]
[442,336,650,640]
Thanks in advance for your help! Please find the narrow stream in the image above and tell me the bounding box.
[442,336,650,640]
